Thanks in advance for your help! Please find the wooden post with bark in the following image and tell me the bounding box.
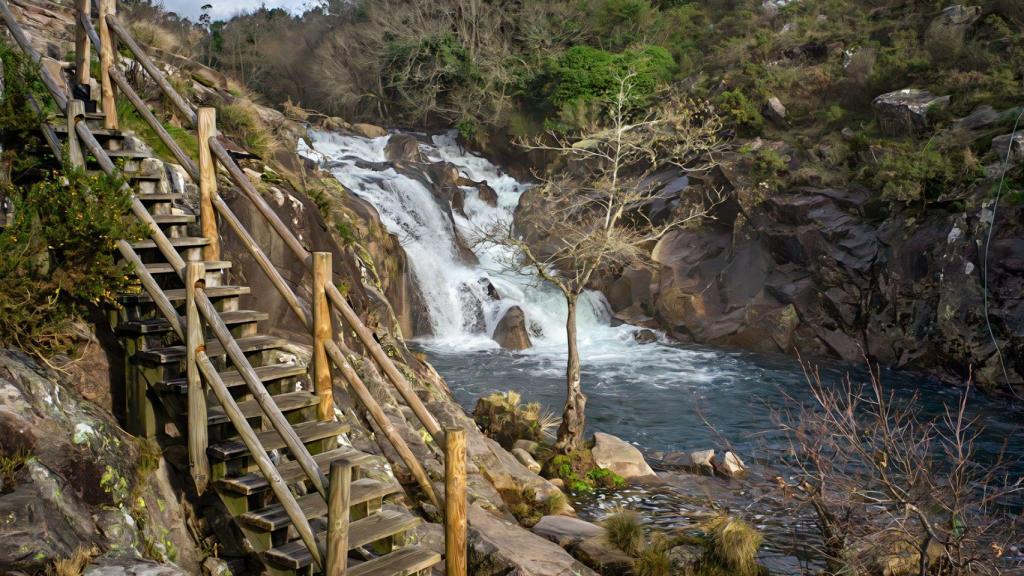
[66,99,85,167]
[313,251,334,421]
[97,0,116,129]
[197,107,220,261]
[445,427,467,576]
[74,0,91,90]
[186,261,209,493]
[327,459,352,576]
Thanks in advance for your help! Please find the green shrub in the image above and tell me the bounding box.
[0,42,50,169]
[717,89,763,133]
[545,45,675,114]
[867,141,978,204]
[604,509,644,555]
[0,167,143,356]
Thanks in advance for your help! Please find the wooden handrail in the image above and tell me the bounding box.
[208,137,313,265]
[212,194,309,324]
[194,289,330,498]
[323,339,440,508]
[326,283,444,443]
[116,241,185,338]
[198,352,324,569]
[105,14,197,126]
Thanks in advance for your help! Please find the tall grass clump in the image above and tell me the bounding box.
[604,508,644,556]
[703,516,763,575]
[218,99,273,158]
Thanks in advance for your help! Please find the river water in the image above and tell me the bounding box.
[300,130,1023,572]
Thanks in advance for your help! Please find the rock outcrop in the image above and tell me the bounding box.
[591,432,656,479]
[872,89,950,136]
[492,305,533,350]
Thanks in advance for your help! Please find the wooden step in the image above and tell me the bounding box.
[117,309,267,335]
[157,362,305,394]
[143,261,232,275]
[263,510,422,570]
[217,446,376,496]
[207,390,318,426]
[127,172,164,182]
[131,236,209,250]
[151,214,196,225]
[51,125,124,138]
[103,149,150,160]
[238,478,400,532]
[119,284,250,304]
[136,193,184,202]
[135,334,286,364]
[207,419,349,462]
[350,547,441,576]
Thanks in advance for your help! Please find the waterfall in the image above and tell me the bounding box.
[299,130,638,352]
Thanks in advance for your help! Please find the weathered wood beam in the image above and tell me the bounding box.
[327,459,352,576]
[186,261,209,494]
[445,427,467,576]
[313,252,334,421]
[197,107,220,260]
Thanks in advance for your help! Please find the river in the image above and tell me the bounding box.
[300,129,1023,572]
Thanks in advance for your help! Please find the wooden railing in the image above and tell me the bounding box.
[1,2,469,573]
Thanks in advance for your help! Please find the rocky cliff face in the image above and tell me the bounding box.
[588,138,1023,390]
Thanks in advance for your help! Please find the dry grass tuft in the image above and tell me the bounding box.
[127,20,180,54]
[604,508,644,556]
[704,515,763,575]
[218,99,274,158]
[46,546,98,576]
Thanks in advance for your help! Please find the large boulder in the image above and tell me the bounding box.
[351,122,388,138]
[872,89,950,136]
[532,515,604,548]
[992,132,1024,166]
[384,133,425,163]
[468,505,598,576]
[591,432,656,479]
[492,306,532,351]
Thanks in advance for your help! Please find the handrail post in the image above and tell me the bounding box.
[97,0,116,129]
[327,459,352,576]
[186,261,209,493]
[67,100,86,167]
[445,427,467,576]
[74,0,91,90]
[313,251,334,421]
[197,108,220,261]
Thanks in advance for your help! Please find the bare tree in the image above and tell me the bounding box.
[776,360,1023,575]
[479,74,726,453]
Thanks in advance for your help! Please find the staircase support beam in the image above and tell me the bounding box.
[186,262,209,494]
[327,459,352,576]
[97,0,116,129]
[74,0,91,89]
[66,99,85,167]
[313,252,334,421]
[445,428,468,576]
[198,107,220,261]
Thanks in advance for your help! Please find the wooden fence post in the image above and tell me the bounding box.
[197,107,220,261]
[97,0,116,129]
[186,261,209,493]
[74,0,91,89]
[313,251,334,421]
[445,427,467,576]
[67,99,85,167]
[327,459,352,576]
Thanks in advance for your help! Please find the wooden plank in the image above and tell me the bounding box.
[207,390,318,426]
[119,284,249,304]
[349,547,440,576]
[206,419,349,462]
[131,236,209,250]
[197,352,324,570]
[217,446,376,496]
[74,0,90,87]
[264,510,421,570]
[97,0,116,129]
[186,262,209,494]
[445,427,467,576]
[144,261,229,275]
[135,334,285,364]
[240,477,397,532]
[313,252,333,421]
[327,460,352,576]
[118,309,264,335]
[197,108,219,260]
[158,362,305,395]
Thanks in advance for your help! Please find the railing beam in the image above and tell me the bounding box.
[313,252,334,421]
[327,460,352,576]
[186,261,209,494]
[197,108,220,260]
[97,0,116,129]
[445,427,467,576]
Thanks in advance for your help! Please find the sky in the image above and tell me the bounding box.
[158,0,311,21]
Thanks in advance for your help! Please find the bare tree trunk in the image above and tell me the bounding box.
[555,296,586,454]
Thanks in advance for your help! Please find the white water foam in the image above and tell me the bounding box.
[300,130,719,380]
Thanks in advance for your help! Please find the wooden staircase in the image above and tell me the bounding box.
[0,0,464,573]
[60,104,439,576]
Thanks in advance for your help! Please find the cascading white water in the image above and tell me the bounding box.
[299,130,640,353]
